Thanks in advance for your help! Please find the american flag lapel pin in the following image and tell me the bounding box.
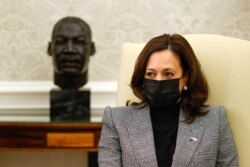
[190,137,198,141]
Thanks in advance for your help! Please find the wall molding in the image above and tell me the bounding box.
[0,81,117,122]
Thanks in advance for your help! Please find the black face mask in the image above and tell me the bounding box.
[143,78,182,108]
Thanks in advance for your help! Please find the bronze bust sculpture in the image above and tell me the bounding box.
[48,17,95,90]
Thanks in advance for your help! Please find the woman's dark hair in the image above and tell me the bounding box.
[129,34,209,123]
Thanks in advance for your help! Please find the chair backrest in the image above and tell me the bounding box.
[116,34,250,166]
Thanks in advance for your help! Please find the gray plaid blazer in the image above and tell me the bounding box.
[98,105,238,167]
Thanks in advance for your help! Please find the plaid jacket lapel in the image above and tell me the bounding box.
[172,110,205,166]
[127,106,158,167]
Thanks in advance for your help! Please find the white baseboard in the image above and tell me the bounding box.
[0,81,117,122]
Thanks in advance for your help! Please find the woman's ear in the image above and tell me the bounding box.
[180,71,189,91]
[184,71,189,81]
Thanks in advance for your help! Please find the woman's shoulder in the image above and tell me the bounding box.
[207,105,226,112]
[206,105,227,117]
[104,105,137,114]
[103,105,141,123]
[198,105,227,125]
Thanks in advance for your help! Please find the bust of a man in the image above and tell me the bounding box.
[48,17,95,90]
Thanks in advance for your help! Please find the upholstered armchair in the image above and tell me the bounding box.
[116,34,250,166]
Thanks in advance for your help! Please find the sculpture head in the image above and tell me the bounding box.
[48,17,95,90]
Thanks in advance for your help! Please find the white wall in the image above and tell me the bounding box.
[0,0,249,81]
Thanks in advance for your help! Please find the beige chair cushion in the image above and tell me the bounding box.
[116,34,250,166]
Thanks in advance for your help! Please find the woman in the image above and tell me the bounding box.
[98,34,238,167]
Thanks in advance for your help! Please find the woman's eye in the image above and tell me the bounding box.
[164,72,174,78]
[145,72,155,78]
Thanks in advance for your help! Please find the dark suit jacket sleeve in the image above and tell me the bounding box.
[98,106,122,166]
[216,106,238,166]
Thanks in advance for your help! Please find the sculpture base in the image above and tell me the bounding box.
[50,89,90,122]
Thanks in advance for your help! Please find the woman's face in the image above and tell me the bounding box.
[144,49,187,91]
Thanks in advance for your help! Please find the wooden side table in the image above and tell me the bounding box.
[0,121,102,167]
